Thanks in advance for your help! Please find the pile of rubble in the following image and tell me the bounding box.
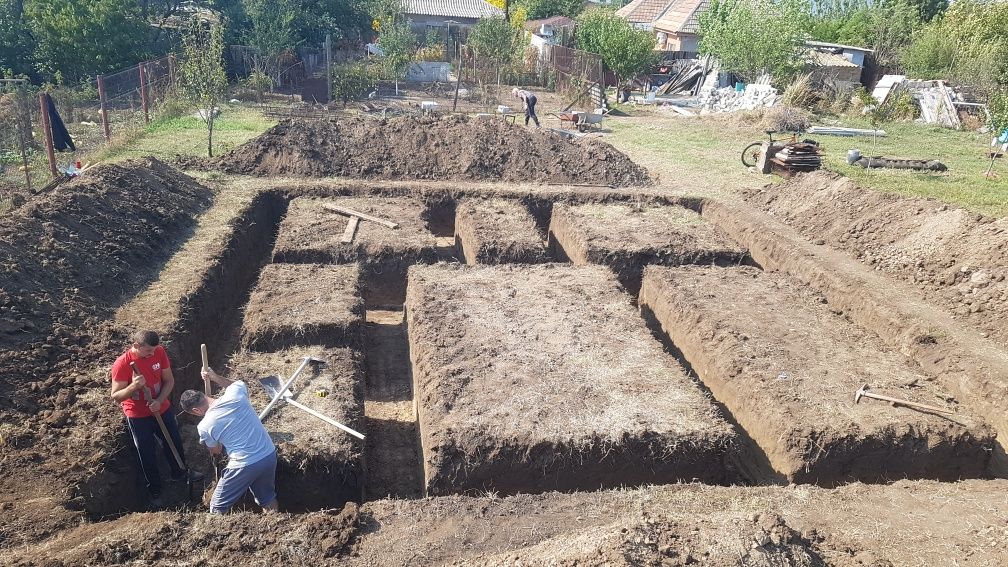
[699,83,779,113]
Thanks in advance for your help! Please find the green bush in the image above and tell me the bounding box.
[246,69,273,100]
[331,61,377,106]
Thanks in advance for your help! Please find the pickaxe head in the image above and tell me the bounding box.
[854,383,870,404]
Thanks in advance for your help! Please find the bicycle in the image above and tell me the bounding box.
[741,130,817,167]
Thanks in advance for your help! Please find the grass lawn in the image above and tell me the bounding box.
[604,106,1007,217]
[814,117,1007,216]
[97,105,276,163]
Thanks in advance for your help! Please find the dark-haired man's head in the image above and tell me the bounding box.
[131,330,160,358]
[180,390,210,416]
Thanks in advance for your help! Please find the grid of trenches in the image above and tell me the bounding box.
[226,187,997,510]
[229,190,783,507]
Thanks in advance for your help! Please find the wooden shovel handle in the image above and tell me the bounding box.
[200,344,211,395]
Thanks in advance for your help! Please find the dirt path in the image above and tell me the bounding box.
[363,308,423,500]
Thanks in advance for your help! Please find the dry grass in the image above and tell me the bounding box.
[115,176,261,332]
[407,263,731,443]
[349,479,1008,566]
[241,263,363,349]
[554,202,744,258]
[228,346,362,468]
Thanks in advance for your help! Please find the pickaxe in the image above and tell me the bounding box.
[130,361,198,499]
[853,383,956,415]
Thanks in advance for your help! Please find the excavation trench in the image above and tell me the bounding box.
[79,191,287,518]
[78,187,1000,519]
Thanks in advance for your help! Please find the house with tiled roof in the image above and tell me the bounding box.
[404,0,504,43]
[616,0,710,52]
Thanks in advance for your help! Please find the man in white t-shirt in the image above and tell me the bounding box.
[179,368,278,513]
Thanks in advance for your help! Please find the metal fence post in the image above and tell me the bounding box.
[37,93,58,179]
[98,75,111,141]
[139,63,150,124]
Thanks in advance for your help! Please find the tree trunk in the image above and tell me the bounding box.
[207,116,214,158]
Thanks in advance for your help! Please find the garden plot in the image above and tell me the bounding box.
[228,346,365,511]
[639,265,994,486]
[272,196,445,304]
[548,203,747,294]
[241,263,364,351]
[405,263,740,496]
[454,198,548,264]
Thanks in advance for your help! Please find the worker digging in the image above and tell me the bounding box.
[512,87,541,127]
[180,367,280,514]
[109,330,203,508]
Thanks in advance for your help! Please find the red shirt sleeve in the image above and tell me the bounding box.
[156,346,171,369]
[111,355,131,383]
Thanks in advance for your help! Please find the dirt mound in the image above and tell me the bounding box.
[213,115,652,187]
[742,172,1008,347]
[0,158,212,518]
[7,503,359,566]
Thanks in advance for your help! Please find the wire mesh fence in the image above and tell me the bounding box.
[0,56,177,208]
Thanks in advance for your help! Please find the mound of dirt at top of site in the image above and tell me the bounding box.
[0,157,212,407]
[213,115,652,186]
[742,171,1008,347]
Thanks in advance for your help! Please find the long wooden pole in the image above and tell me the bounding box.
[452,44,463,113]
[139,63,150,124]
[37,93,58,179]
[201,344,211,395]
[97,75,111,141]
[130,362,186,469]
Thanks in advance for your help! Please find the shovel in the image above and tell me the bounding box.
[259,375,365,440]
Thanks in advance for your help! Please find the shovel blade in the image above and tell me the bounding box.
[258,375,291,400]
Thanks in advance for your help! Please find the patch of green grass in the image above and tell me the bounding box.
[97,105,275,163]
[603,108,1007,216]
[605,110,773,197]
[814,117,1008,217]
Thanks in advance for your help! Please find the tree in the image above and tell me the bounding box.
[902,0,1008,95]
[810,0,919,70]
[520,0,584,20]
[575,8,657,95]
[0,0,34,78]
[244,0,301,86]
[469,15,522,90]
[179,19,228,158]
[24,0,147,82]
[378,16,415,94]
[699,0,811,84]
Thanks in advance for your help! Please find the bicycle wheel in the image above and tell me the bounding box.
[741,142,763,167]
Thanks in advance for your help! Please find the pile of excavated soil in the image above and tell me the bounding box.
[743,172,1008,347]
[7,480,1007,566]
[213,115,652,187]
[0,158,212,524]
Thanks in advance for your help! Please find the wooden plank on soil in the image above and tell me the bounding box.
[639,264,993,486]
[323,203,399,229]
[341,215,360,244]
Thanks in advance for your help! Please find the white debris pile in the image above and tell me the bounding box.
[699,83,779,113]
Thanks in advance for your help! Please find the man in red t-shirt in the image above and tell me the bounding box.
[111,329,200,507]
